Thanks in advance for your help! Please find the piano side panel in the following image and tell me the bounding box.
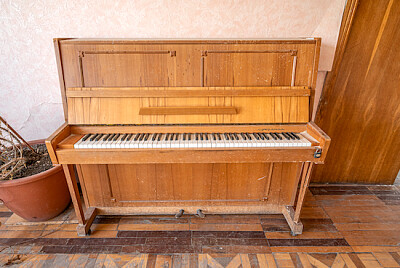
[78,163,300,212]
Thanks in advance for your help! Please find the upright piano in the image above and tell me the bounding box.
[46,38,330,236]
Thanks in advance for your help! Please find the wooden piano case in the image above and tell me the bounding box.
[46,39,330,236]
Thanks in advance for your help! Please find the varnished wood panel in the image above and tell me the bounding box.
[313,0,400,184]
[105,163,271,202]
[77,163,308,211]
[58,39,320,123]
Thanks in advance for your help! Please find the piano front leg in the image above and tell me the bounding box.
[282,162,314,236]
[62,164,97,236]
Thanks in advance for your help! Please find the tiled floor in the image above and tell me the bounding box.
[0,185,400,267]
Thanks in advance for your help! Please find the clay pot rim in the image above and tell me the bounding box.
[0,139,59,187]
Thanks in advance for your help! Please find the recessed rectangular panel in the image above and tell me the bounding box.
[204,50,295,86]
[80,52,174,87]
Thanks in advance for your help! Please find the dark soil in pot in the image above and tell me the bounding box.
[8,144,53,179]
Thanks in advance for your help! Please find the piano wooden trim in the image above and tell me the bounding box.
[45,122,70,164]
[138,106,238,115]
[66,86,311,98]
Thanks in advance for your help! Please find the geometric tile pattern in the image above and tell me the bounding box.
[1,252,400,267]
[0,185,399,267]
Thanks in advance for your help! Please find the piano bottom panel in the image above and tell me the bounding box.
[76,162,302,211]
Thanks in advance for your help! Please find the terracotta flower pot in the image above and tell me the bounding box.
[0,140,71,221]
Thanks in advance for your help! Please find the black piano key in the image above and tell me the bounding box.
[253,133,260,140]
[212,133,217,140]
[164,133,169,141]
[183,133,186,141]
[95,134,103,141]
[200,133,204,141]
[217,133,222,140]
[270,133,277,140]
[126,134,133,141]
[205,133,209,140]
[258,133,265,140]
[157,133,162,141]
[188,134,191,141]
[138,133,145,141]
[175,133,179,140]
[144,133,149,141]
[134,133,140,141]
[89,134,98,141]
[287,132,296,140]
[240,133,247,140]
[108,134,116,141]
[102,134,110,141]
[82,134,91,141]
[245,133,252,140]
[152,133,157,141]
[113,133,120,141]
[224,133,229,140]
[281,132,291,140]
[261,133,270,140]
[121,134,128,141]
[233,133,239,140]
[290,132,300,140]
[274,133,283,140]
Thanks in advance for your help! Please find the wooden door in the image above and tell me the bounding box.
[313,0,400,184]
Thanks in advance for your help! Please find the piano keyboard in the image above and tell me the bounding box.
[74,132,312,149]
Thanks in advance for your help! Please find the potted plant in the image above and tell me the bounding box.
[0,116,70,222]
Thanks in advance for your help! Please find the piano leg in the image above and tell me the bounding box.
[62,164,97,236]
[282,162,314,236]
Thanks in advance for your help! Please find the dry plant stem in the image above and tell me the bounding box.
[0,116,37,154]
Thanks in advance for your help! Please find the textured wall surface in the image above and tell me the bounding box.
[0,0,345,140]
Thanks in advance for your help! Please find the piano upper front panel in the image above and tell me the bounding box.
[59,40,319,124]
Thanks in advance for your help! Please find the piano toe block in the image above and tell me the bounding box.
[76,207,97,236]
[282,205,303,236]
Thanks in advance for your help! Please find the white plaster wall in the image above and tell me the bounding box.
[0,0,345,140]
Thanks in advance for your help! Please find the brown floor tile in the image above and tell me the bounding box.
[117,230,191,238]
[271,246,353,253]
[202,245,271,254]
[351,245,400,252]
[299,206,330,219]
[0,230,42,238]
[119,215,189,225]
[336,223,400,231]
[118,223,190,231]
[190,214,261,224]
[268,238,349,247]
[265,231,344,239]
[342,230,400,246]
[192,231,266,239]
[190,223,263,231]
[372,252,400,267]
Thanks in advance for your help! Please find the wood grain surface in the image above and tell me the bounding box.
[313,0,400,184]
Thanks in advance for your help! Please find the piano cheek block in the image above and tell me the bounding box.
[48,38,329,236]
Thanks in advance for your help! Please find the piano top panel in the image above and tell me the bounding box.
[55,38,321,124]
